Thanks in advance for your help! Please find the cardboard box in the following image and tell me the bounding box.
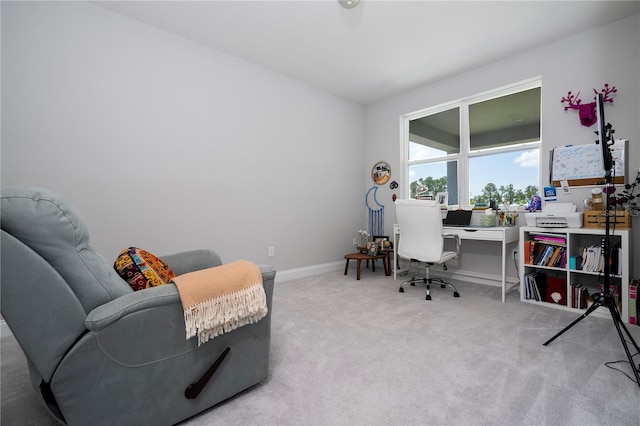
[583,210,632,229]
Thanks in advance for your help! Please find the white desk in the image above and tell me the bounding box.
[393,224,520,303]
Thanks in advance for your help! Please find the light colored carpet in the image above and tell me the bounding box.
[3,268,640,425]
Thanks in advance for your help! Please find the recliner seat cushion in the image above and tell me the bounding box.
[115,247,176,291]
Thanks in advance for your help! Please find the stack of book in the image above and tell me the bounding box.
[581,244,604,272]
[523,271,547,301]
[579,240,622,275]
[630,280,639,325]
[523,233,567,268]
[570,282,590,309]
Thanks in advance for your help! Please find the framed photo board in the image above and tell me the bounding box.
[550,139,627,187]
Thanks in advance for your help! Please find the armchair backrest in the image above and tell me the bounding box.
[395,199,444,263]
[1,187,132,381]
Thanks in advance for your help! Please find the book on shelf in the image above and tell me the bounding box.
[570,282,590,309]
[547,246,563,267]
[577,240,622,275]
[532,233,567,246]
[605,244,622,276]
[523,240,532,264]
[526,241,566,267]
[524,271,548,301]
[630,280,638,325]
[581,245,603,273]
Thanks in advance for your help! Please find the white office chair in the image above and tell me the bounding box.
[395,199,460,300]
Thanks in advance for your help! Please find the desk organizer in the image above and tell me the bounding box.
[480,214,497,226]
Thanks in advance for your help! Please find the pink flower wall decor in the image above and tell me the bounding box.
[560,83,617,127]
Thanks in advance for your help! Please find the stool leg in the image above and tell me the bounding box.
[356,259,361,280]
[344,259,349,275]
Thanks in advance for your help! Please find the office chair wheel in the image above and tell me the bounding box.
[410,283,416,286]
[453,291,460,297]
[426,294,432,300]
[399,287,404,293]
[440,284,446,288]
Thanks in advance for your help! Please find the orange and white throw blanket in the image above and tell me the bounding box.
[171,259,267,345]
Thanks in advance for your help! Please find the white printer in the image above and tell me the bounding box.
[525,203,583,228]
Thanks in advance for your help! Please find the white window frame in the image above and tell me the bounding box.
[400,78,542,208]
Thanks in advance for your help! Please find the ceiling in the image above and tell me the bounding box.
[94,0,640,105]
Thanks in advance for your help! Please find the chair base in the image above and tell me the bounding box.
[398,260,460,300]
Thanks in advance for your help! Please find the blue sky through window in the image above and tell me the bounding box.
[469,149,539,197]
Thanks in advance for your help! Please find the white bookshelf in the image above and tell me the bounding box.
[519,226,632,323]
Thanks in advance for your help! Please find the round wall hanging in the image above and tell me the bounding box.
[372,161,391,185]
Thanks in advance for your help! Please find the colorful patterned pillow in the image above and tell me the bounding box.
[114,247,176,291]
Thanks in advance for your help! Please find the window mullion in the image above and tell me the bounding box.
[459,102,470,208]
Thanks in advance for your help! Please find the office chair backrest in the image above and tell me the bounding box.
[395,199,444,263]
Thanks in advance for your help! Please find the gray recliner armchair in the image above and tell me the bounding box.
[0,187,275,425]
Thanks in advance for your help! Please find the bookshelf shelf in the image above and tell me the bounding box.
[523,264,565,273]
[519,226,632,323]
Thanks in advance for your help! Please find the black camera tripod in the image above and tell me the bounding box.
[543,121,640,388]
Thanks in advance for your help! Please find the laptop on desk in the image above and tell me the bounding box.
[443,210,473,227]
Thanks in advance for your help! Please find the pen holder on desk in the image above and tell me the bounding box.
[498,211,518,226]
[480,214,497,226]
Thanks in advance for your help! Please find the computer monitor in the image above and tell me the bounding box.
[443,210,472,226]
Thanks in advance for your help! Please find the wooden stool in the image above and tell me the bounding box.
[344,252,389,280]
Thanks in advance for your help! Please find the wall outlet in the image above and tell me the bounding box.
[268,246,275,257]
[512,249,518,260]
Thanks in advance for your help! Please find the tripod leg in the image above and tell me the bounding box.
[607,303,640,386]
[543,302,601,346]
[616,316,640,354]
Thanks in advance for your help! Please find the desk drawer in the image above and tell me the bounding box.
[448,228,504,241]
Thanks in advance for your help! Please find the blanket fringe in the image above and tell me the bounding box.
[183,281,268,346]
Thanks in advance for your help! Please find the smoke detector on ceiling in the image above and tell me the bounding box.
[339,0,360,9]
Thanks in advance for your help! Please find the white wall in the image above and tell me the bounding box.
[1,1,366,274]
[365,14,640,278]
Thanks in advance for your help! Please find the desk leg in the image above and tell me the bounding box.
[393,233,398,280]
[501,238,507,303]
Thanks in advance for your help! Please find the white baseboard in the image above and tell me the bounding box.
[275,261,344,282]
[437,269,519,287]
[273,261,517,289]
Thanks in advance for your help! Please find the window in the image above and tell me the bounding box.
[402,79,541,208]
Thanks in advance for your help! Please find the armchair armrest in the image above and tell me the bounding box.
[443,233,461,256]
[85,284,181,332]
[86,265,276,332]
